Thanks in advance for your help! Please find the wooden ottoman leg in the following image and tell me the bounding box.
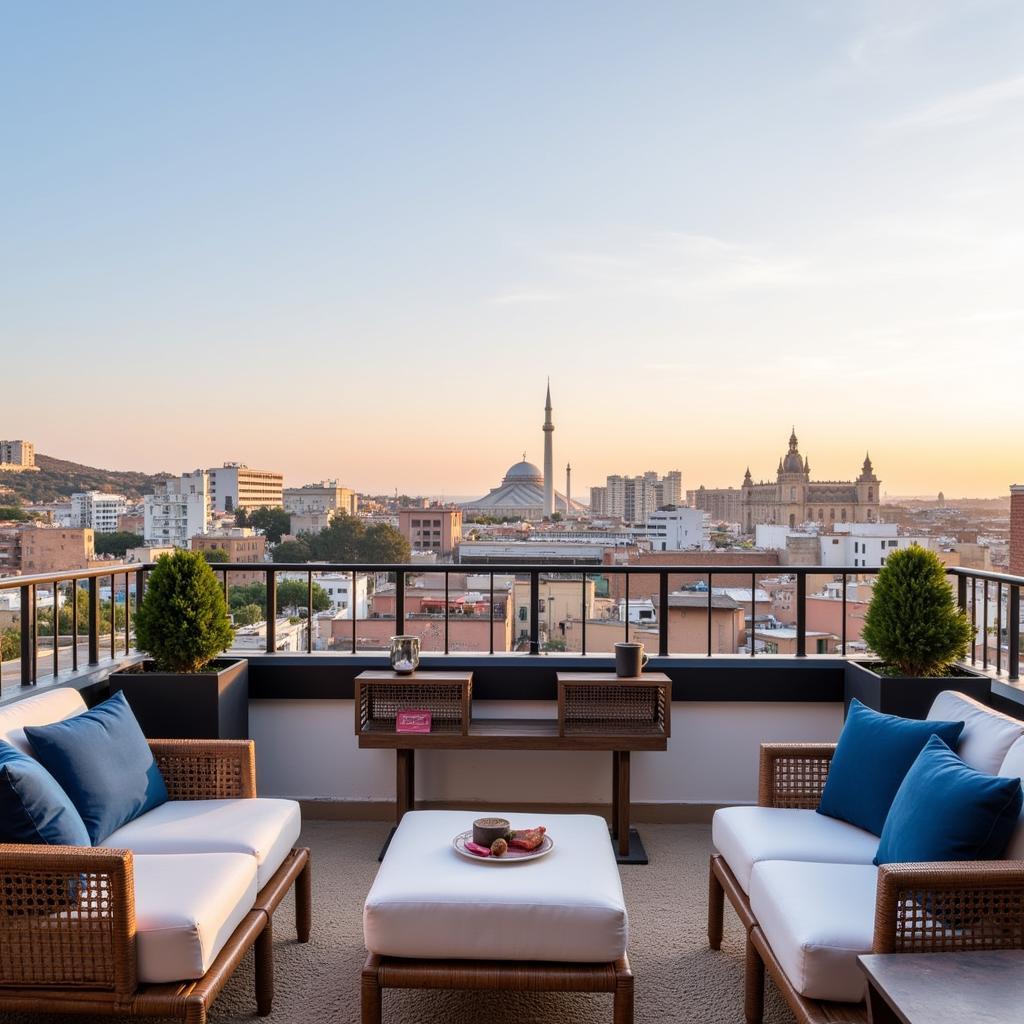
[361,953,382,1024]
[296,853,312,942]
[255,917,274,1016]
[613,955,634,1024]
[744,932,765,1024]
[708,855,725,950]
[184,998,207,1024]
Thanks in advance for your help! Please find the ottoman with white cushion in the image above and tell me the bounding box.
[361,810,633,1024]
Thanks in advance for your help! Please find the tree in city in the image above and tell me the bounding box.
[277,579,330,615]
[229,582,267,613]
[0,506,31,522]
[93,531,144,557]
[200,547,230,563]
[358,522,411,563]
[233,603,263,627]
[862,545,974,677]
[233,506,248,526]
[1,628,20,661]
[246,507,291,544]
[135,550,234,672]
[308,513,365,562]
[272,538,314,562]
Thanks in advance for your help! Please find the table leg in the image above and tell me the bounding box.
[615,750,630,858]
[396,748,415,822]
[611,751,620,839]
[866,984,903,1024]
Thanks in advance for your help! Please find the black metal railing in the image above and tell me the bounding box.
[2,561,1021,688]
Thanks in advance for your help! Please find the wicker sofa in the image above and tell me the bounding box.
[708,690,1024,1024]
[0,687,311,1023]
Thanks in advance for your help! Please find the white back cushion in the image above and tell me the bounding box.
[0,687,87,754]
[928,691,1024,775]
[998,736,1024,859]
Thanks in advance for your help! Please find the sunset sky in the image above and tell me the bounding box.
[3,2,1022,498]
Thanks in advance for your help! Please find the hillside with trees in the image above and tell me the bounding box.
[0,454,168,504]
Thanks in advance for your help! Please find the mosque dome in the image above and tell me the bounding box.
[503,459,544,484]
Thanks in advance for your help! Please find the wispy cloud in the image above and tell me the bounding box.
[490,289,560,305]
[886,72,1024,130]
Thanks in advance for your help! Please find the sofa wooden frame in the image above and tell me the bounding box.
[0,739,312,1024]
[708,742,1024,1024]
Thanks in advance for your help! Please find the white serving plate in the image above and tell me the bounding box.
[452,830,554,863]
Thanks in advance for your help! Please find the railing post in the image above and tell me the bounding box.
[88,576,99,665]
[136,568,146,611]
[396,572,405,635]
[957,573,968,614]
[529,570,540,654]
[658,570,669,657]
[265,569,276,653]
[20,584,35,686]
[796,572,807,658]
[1009,585,1020,683]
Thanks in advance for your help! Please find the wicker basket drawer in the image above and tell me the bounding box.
[557,676,670,738]
[355,672,472,736]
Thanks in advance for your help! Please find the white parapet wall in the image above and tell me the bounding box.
[250,699,843,814]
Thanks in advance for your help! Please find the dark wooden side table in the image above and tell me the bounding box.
[354,669,670,864]
[858,951,1024,1024]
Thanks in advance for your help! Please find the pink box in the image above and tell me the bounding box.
[395,709,432,734]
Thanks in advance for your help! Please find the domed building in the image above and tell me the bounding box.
[461,456,585,521]
[740,429,880,531]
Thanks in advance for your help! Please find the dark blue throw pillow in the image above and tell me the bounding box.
[817,699,964,836]
[875,735,1023,865]
[0,741,91,845]
[24,691,168,845]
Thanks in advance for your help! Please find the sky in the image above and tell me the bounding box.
[2,1,1023,498]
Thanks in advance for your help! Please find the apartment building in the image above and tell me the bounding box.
[70,491,128,534]
[398,507,463,556]
[208,463,283,513]
[590,471,682,523]
[0,524,24,574]
[20,527,95,573]
[0,439,38,471]
[644,506,707,551]
[688,485,744,524]
[191,528,266,584]
[283,481,358,516]
[144,471,210,547]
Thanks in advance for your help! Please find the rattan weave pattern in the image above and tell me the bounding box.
[757,743,836,808]
[875,861,1024,955]
[0,847,135,994]
[361,683,464,729]
[563,685,663,728]
[149,740,257,800]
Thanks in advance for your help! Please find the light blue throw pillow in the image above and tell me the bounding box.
[817,699,964,836]
[875,734,1023,865]
[0,741,91,845]
[25,691,168,845]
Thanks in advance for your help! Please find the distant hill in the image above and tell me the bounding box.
[0,454,170,504]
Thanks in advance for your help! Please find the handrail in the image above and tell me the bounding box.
[2,559,1020,688]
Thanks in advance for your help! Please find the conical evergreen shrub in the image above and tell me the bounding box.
[861,545,973,677]
[135,550,235,673]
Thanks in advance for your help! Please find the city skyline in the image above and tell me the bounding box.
[3,3,1022,497]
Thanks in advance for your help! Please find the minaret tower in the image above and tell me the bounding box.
[565,462,572,516]
[542,379,554,517]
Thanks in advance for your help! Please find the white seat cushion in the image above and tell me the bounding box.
[928,691,1024,775]
[750,860,877,1003]
[133,852,258,983]
[712,806,879,894]
[0,688,86,754]
[105,798,301,887]
[998,736,1024,858]
[363,810,628,962]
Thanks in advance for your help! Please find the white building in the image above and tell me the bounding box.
[644,506,708,551]
[283,482,358,516]
[70,491,128,534]
[144,471,210,547]
[208,463,283,513]
[819,524,932,569]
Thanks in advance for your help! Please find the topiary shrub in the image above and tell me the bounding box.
[135,550,235,673]
[861,545,974,677]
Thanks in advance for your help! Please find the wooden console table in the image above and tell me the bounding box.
[355,669,671,864]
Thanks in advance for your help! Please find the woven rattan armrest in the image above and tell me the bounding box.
[148,739,257,800]
[873,860,1024,954]
[757,742,837,808]
[0,844,137,995]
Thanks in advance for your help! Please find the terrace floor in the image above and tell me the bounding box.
[12,820,794,1024]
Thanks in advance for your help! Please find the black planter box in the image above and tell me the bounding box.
[111,658,249,739]
[844,660,991,721]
